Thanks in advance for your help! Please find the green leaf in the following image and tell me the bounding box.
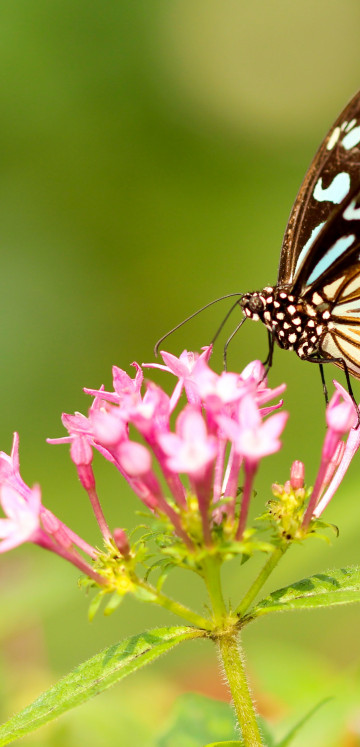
[249,565,360,619]
[103,592,124,616]
[0,626,203,746]
[154,693,238,747]
[204,742,243,746]
[276,698,330,746]
[88,590,105,621]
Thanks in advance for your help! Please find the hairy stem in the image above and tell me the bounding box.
[218,631,263,746]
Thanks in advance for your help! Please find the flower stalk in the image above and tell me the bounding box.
[218,631,263,746]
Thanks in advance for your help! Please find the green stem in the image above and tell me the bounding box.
[219,631,263,746]
[137,580,213,630]
[236,545,286,618]
[202,555,227,625]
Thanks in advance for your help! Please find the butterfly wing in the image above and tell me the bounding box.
[278,89,360,287]
[291,184,360,378]
[320,263,360,379]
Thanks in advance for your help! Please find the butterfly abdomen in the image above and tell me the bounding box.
[241,287,330,359]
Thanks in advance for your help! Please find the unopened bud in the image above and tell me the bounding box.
[290,460,305,490]
[113,528,130,557]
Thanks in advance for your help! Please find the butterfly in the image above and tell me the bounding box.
[155,90,360,404]
[239,89,360,402]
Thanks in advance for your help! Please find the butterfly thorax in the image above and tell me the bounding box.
[240,286,331,360]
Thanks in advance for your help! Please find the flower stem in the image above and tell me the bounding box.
[235,545,286,618]
[202,555,227,625]
[218,631,263,746]
[137,581,213,630]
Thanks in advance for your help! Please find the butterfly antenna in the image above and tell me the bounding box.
[210,296,244,346]
[223,317,247,371]
[154,292,243,356]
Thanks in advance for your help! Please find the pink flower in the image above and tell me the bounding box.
[0,483,41,552]
[83,362,143,405]
[313,431,358,518]
[0,435,102,581]
[303,381,358,528]
[218,396,288,539]
[192,359,247,417]
[158,405,217,479]
[0,432,30,499]
[128,382,171,440]
[219,395,288,462]
[143,347,212,409]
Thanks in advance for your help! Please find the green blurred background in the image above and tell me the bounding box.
[1,1,360,745]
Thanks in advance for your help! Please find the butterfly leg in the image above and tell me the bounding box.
[262,331,275,372]
[318,363,329,405]
[308,355,360,427]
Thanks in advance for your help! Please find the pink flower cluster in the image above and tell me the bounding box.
[48,347,289,548]
[0,348,358,575]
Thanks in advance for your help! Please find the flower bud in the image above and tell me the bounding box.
[290,460,305,490]
[113,528,130,557]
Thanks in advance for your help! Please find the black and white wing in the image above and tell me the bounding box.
[293,183,360,379]
[278,90,360,287]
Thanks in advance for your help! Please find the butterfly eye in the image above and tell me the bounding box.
[248,296,264,314]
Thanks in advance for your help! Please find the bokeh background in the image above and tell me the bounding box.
[1,2,360,745]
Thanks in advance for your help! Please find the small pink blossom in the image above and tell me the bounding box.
[303,381,358,528]
[143,347,212,408]
[158,405,217,479]
[0,432,30,499]
[128,382,171,439]
[313,429,360,518]
[84,362,143,405]
[0,483,41,553]
[326,381,357,439]
[219,395,288,462]
[192,359,247,416]
[239,359,266,387]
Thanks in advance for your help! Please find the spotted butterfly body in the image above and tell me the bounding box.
[241,90,360,381]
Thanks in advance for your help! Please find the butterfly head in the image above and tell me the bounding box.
[240,287,275,322]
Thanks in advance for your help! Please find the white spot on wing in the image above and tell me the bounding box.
[345,119,357,132]
[342,126,360,150]
[343,200,360,220]
[313,172,351,204]
[307,234,356,285]
[294,221,325,276]
[326,126,341,150]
